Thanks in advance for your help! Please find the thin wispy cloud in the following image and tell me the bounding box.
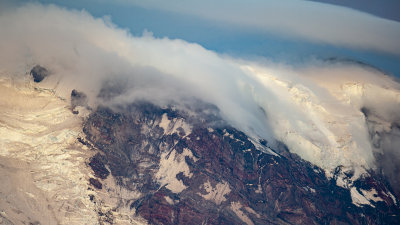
[118,0,400,55]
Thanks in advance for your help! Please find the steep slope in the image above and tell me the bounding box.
[83,101,400,225]
[0,77,145,225]
[1,66,399,224]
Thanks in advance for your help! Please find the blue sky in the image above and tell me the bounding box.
[309,0,400,22]
[10,0,400,77]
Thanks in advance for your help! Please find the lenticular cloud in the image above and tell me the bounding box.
[1,3,400,185]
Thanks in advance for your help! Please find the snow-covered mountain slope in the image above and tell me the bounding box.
[1,4,400,194]
[1,4,400,224]
[241,63,400,181]
[1,68,399,224]
[0,77,145,225]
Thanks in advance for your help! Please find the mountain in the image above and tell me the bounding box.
[1,2,400,224]
[82,100,400,225]
[0,67,399,225]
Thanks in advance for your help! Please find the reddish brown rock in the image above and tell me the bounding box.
[83,102,400,225]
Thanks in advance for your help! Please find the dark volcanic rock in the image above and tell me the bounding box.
[89,194,95,201]
[89,178,103,189]
[30,65,49,82]
[83,102,400,225]
[97,79,128,101]
[89,153,110,180]
[361,106,400,198]
[71,89,88,109]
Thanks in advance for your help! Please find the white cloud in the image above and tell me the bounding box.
[1,3,400,183]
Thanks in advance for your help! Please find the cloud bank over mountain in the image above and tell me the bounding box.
[1,3,400,186]
[118,0,400,55]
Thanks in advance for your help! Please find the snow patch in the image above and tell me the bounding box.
[303,186,316,193]
[249,138,278,156]
[245,206,261,218]
[164,196,174,205]
[199,180,231,205]
[255,184,263,194]
[230,202,254,225]
[388,192,398,205]
[155,148,195,193]
[360,189,384,203]
[159,113,192,137]
[350,187,373,207]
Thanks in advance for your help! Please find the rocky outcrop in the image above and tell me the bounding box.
[89,178,103,189]
[89,153,110,180]
[83,101,400,225]
[30,65,49,82]
[71,89,88,109]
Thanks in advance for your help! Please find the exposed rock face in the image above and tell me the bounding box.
[97,79,128,101]
[30,65,49,82]
[83,102,400,225]
[71,89,88,109]
[361,106,400,198]
[89,178,103,189]
[89,153,110,180]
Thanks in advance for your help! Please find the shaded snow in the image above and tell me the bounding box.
[350,187,373,207]
[155,148,196,193]
[159,113,192,137]
[199,180,231,205]
[164,196,174,205]
[350,187,385,208]
[230,202,254,225]
[360,189,384,203]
